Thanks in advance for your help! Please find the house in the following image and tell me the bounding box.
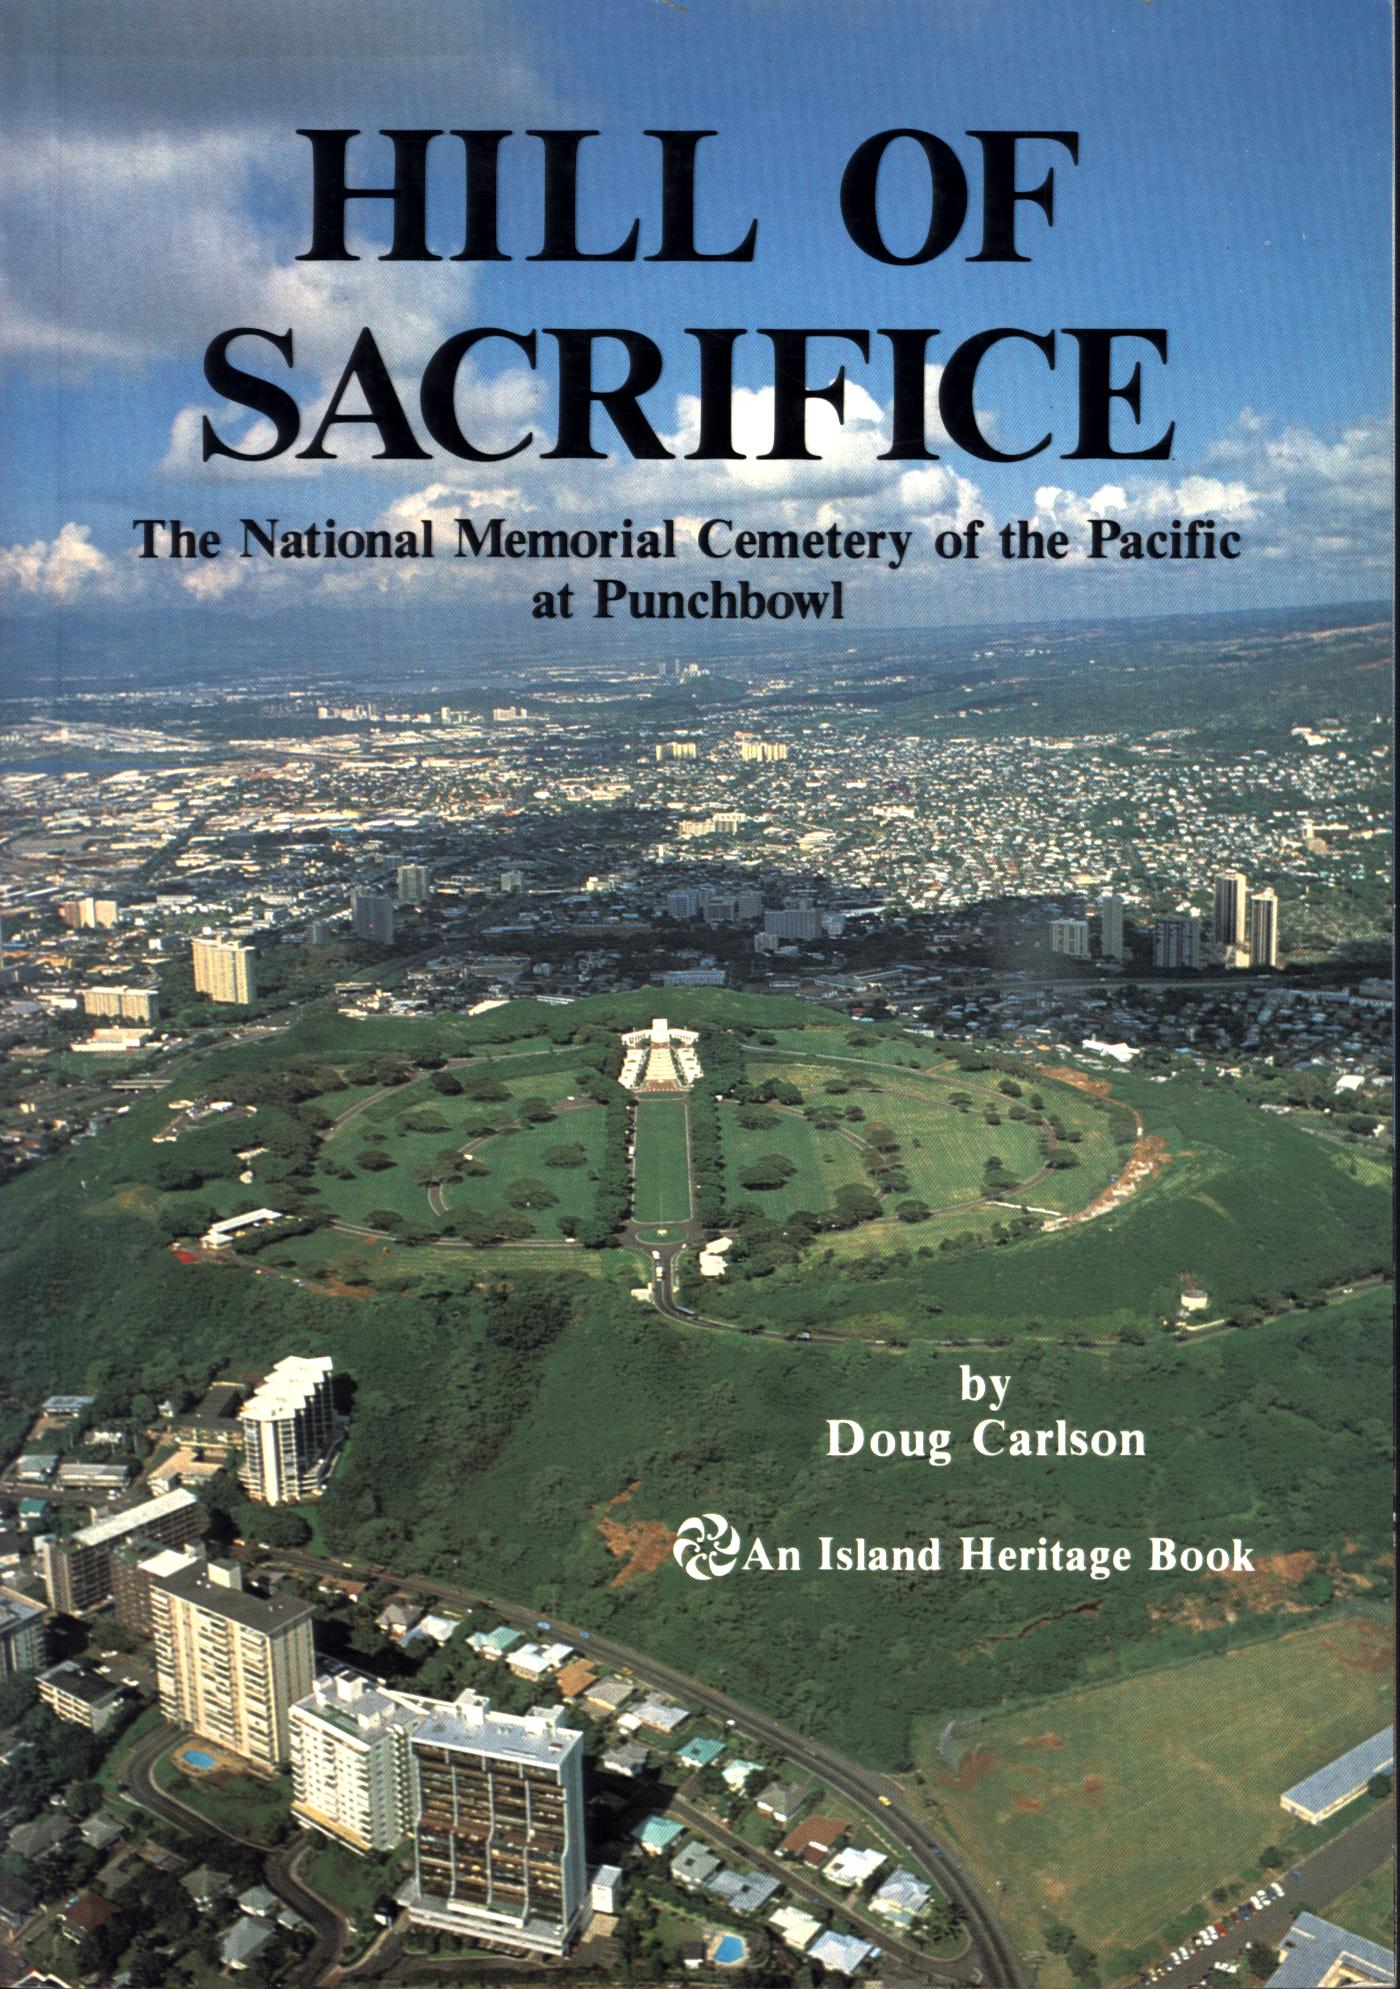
[671,1841,723,1891]
[78,1811,125,1851]
[554,1657,599,1699]
[721,1757,763,1792]
[506,1639,573,1680]
[756,1777,809,1824]
[806,1928,876,1975]
[777,1813,848,1866]
[8,1812,71,1861]
[677,1736,725,1769]
[221,1915,277,1970]
[603,1740,650,1779]
[181,1863,232,1909]
[58,1890,119,1943]
[869,1868,932,1928]
[236,1884,281,1919]
[467,1624,522,1660]
[709,1868,779,1914]
[374,1597,421,1641]
[583,1674,634,1716]
[633,1815,684,1856]
[0,1873,36,1931]
[825,1845,888,1889]
[632,1694,689,1733]
[769,1904,824,1952]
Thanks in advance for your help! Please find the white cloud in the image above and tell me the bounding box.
[0,523,119,598]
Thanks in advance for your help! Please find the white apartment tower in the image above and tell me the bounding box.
[149,1559,315,1768]
[1049,917,1090,960]
[396,864,430,905]
[399,1696,586,1956]
[291,1673,422,1853]
[239,1355,338,1506]
[191,937,258,1005]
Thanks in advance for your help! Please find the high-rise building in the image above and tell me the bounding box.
[0,1586,46,1677]
[763,907,822,942]
[665,889,701,920]
[399,1696,586,1955]
[191,937,258,1005]
[1213,871,1249,948]
[111,1541,207,1638]
[739,740,788,762]
[239,1355,338,1507]
[1098,893,1125,962]
[81,986,159,1023]
[351,891,396,946]
[1049,917,1090,959]
[1247,888,1280,968]
[58,897,119,930]
[396,864,430,905]
[654,740,697,761]
[37,1488,202,1614]
[1153,913,1202,970]
[149,1559,315,1768]
[291,1672,423,1853]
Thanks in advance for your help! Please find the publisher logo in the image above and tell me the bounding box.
[672,1512,741,1582]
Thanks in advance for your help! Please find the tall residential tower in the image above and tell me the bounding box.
[238,1355,338,1506]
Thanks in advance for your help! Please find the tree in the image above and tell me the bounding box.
[1367,1770,1392,1799]
[739,1154,797,1191]
[1245,1939,1279,1981]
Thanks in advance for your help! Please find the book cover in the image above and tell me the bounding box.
[0,4,1392,1986]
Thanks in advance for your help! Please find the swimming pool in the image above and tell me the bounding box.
[183,1749,217,1770]
[713,1935,746,1965]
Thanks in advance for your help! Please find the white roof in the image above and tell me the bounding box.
[75,1487,199,1549]
[241,1354,333,1421]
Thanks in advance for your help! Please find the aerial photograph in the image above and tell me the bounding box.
[0,3,1392,1987]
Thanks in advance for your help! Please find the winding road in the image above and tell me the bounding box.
[265,1546,1028,1988]
[118,1717,347,1988]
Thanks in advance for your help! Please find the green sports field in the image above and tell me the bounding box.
[916,1610,1396,1980]
[632,1094,693,1224]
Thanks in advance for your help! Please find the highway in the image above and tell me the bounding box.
[268,1546,1028,1987]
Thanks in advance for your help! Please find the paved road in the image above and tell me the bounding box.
[270,1548,1027,1988]
[118,1716,347,1988]
[1120,1798,1396,1988]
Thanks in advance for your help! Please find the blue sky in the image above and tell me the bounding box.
[0,0,1391,636]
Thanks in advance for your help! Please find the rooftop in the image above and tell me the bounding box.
[411,1693,582,1770]
[153,1563,315,1634]
[1266,1912,1396,1987]
[1281,1727,1394,1817]
[73,1486,198,1550]
[240,1353,333,1422]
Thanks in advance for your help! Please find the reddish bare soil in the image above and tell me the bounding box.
[593,1484,678,1588]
